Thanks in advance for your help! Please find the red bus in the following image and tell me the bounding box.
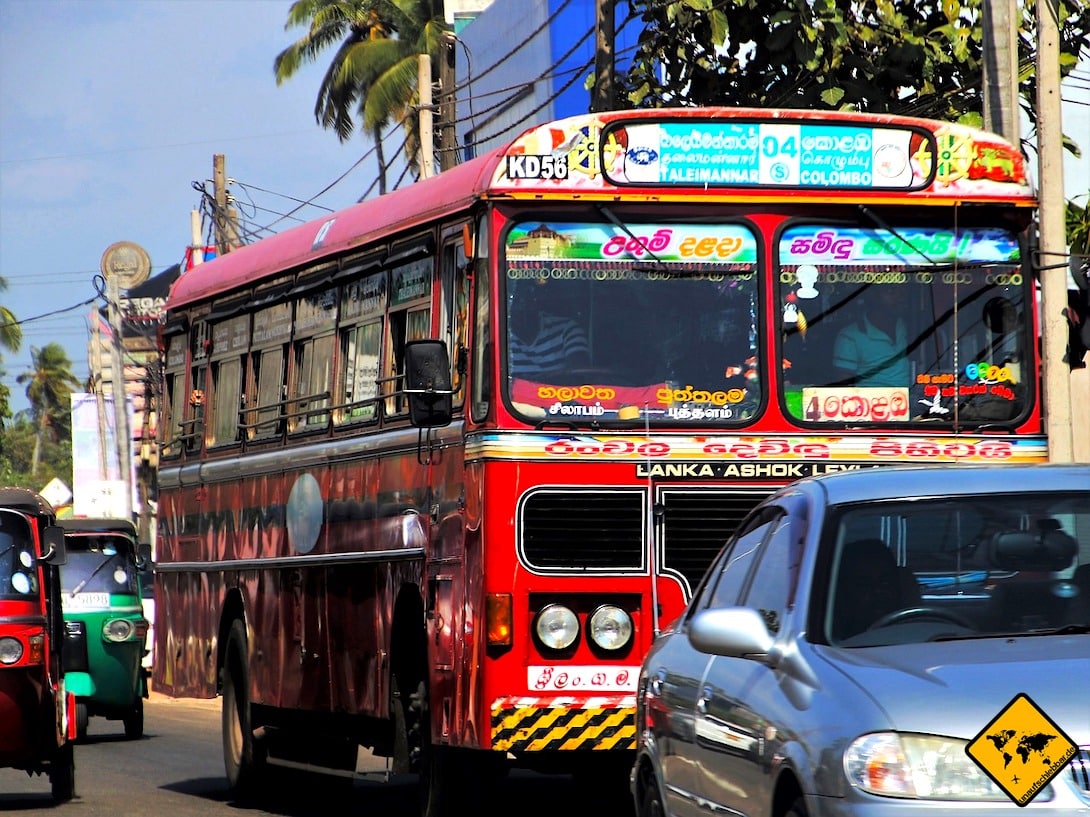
[152,108,1045,814]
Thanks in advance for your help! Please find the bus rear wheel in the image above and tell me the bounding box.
[222,619,267,798]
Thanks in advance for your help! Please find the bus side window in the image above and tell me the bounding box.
[386,250,433,417]
[251,346,286,439]
[187,365,206,454]
[337,271,386,426]
[440,235,470,409]
[162,333,188,456]
[186,320,209,454]
[208,313,248,447]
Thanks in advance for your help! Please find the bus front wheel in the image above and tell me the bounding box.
[222,619,267,797]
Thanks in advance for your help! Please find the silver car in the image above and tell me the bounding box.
[632,463,1090,816]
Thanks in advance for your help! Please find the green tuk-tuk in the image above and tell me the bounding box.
[57,518,149,740]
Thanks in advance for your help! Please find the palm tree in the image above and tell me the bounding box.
[0,275,23,355]
[16,343,80,478]
[274,0,449,196]
[0,274,24,427]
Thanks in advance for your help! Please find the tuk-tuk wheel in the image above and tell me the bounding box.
[124,696,144,739]
[50,741,76,802]
[75,701,89,741]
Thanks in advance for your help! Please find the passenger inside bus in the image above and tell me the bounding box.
[831,285,911,387]
[508,280,590,381]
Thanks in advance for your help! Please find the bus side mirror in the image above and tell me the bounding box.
[137,543,153,570]
[41,526,67,566]
[404,340,453,428]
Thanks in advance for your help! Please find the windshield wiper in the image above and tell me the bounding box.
[595,204,670,272]
[69,554,117,597]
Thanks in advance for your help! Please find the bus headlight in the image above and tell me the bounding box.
[588,605,633,651]
[534,604,579,651]
[0,636,23,664]
[103,619,135,642]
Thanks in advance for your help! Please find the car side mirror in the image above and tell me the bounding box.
[41,525,67,565]
[404,340,453,428]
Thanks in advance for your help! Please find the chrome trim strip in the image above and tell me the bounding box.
[154,547,426,573]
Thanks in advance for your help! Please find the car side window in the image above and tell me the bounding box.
[695,514,778,612]
[742,515,794,634]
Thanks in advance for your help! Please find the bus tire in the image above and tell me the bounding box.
[222,619,266,798]
[123,696,144,739]
[50,741,75,802]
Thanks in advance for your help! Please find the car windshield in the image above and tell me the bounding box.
[822,490,1090,647]
[61,537,139,596]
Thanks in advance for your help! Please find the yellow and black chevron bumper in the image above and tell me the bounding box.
[490,696,636,752]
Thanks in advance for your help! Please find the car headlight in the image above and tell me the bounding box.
[0,635,23,664]
[845,732,1009,800]
[534,604,579,651]
[588,605,632,651]
[103,618,135,642]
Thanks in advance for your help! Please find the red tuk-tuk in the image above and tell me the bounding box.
[0,487,76,801]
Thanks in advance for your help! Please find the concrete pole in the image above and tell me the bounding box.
[106,273,134,514]
[592,0,616,112]
[418,54,434,180]
[214,154,230,256]
[439,33,457,172]
[190,209,204,267]
[90,310,110,479]
[982,0,1020,142]
[1036,0,1074,462]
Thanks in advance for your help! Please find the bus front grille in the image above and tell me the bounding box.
[518,488,771,596]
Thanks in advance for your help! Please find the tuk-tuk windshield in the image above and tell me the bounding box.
[0,512,37,600]
[60,537,139,597]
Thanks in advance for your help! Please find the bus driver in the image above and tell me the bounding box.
[508,281,590,380]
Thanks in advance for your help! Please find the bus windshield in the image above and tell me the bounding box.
[778,223,1028,425]
[503,219,761,426]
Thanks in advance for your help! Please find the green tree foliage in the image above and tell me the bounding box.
[0,274,23,428]
[15,343,81,479]
[620,0,1090,133]
[275,0,449,195]
[0,413,72,492]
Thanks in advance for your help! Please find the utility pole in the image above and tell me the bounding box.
[418,54,434,179]
[439,32,457,172]
[982,0,1020,142]
[213,154,240,255]
[99,241,150,521]
[1036,0,1074,462]
[592,0,616,112]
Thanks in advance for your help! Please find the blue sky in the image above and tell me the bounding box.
[0,0,376,415]
[1,0,1087,421]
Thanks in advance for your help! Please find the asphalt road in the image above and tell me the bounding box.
[0,691,634,817]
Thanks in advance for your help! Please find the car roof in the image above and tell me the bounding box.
[789,463,1090,506]
[57,517,138,536]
